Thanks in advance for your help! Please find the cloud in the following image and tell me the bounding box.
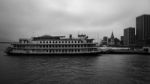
[0,0,150,41]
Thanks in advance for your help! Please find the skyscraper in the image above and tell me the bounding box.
[124,27,135,46]
[136,14,150,46]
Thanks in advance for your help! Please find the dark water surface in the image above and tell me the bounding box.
[0,44,150,84]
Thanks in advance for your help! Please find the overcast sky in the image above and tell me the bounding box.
[0,0,150,41]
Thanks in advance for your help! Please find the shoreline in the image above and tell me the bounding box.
[100,52,150,55]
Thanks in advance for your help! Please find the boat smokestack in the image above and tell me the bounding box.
[69,34,72,39]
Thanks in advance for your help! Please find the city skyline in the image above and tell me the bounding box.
[0,0,150,41]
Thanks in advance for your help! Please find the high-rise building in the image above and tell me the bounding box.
[124,27,135,46]
[136,14,150,46]
[120,36,124,45]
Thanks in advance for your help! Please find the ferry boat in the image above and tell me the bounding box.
[5,34,100,55]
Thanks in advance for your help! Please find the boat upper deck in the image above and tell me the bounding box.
[12,34,97,45]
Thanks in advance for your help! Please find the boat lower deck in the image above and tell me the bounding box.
[6,51,101,56]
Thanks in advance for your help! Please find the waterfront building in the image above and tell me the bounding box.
[136,14,150,46]
[101,36,108,46]
[101,32,120,47]
[124,27,135,46]
[107,32,120,46]
[100,32,120,47]
[6,34,99,55]
[120,36,124,46]
[108,32,115,46]
[114,38,120,46]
